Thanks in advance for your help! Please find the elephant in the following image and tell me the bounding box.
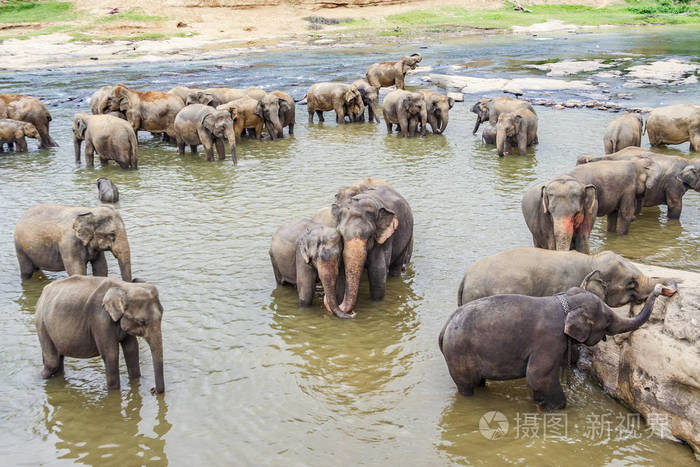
[202,88,265,104]
[97,178,119,203]
[35,275,165,394]
[217,97,264,140]
[306,83,364,124]
[90,85,126,119]
[185,91,222,108]
[0,93,57,148]
[495,108,538,156]
[168,85,200,103]
[331,182,414,314]
[522,175,597,253]
[107,84,184,139]
[14,204,132,281]
[604,112,643,154]
[457,247,676,308]
[173,104,236,163]
[382,90,427,137]
[481,123,497,145]
[269,218,353,319]
[440,283,670,409]
[312,179,394,228]
[568,158,659,234]
[0,118,40,152]
[420,90,454,134]
[365,53,422,90]
[471,96,534,135]
[257,92,286,140]
[645,104,700,151]
[73,113,138,169]
[271,91,295,136]
[352,79,380,123]
[577,147,700,219]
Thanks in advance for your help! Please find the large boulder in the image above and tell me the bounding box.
[579,263,700,454]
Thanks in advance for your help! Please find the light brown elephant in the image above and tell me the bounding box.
[645,104,700,152]
[217,97,264,140]
[306,83,364,124]
[352,79,380,123]
[604,112,643,154]
[73,113,138,169]
[0,118,40,152]
[421,90,454,134]
[495,108,538,156]
[0,93,57,148]
[90,86,125,119]
[382,90,427,137]
[185,91,222,108]
[202,88,265,104]
[174,104,236,163]
[167,85,200,103]
[471,96,534,135]
[271,91,296,136]
[365,53,422,90]
[15,204,132,281]
[108,84,184,139]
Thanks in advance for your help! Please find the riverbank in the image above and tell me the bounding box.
[1,0,699,70]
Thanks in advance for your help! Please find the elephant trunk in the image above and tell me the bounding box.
[636,274,676,302]
[112,233,132,282]
[496,128,506,156]
[146,327,165,394]
[339,238,367,314]
[606,285,665,335]
[318,259,354,319]
[372,102,380,123]
[420,111,427,137]
[439,112,449,134]
[226,129,237,165]
[472,115,483,135]
[552,216,578,251]
[73,136,82,163]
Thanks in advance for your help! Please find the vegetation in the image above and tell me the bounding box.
[0,0,75,23]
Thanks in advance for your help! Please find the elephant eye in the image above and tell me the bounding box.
[137,318,146,326]
[628,279,638,289]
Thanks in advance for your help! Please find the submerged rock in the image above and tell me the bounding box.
[579,263,700,454]
[626,59,699,86]
[525,59,612,77]
[427,73,595,93]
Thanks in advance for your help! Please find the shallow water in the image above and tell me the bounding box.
[0,28,698,465]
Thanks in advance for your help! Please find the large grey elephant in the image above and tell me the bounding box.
[0,118,40,152]
[645,104,700,152]
[457,247,676,308]
[36,275,165,393]
[471,96,534,135]
[495,108,538,156]
[73,113,138,169]
[522,175,597,253]
[0,93,57,148]
[270,91,296,136]
[185,91,222,108]
[365,53,422,90]
[306,83,364,124]
[604,112,643,154]
[382,90,427,137]
[257,92,285,140]
[441,284,669,409]
[269,218,352,319]
[331,182,413,315]
[577,147,700,219]
[108,84,184,139]
[15,204,132,281]
[173,104,236,163]
[421,90,454,134]
[352,79,380,123]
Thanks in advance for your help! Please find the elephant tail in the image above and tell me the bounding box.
[129,131,138,169]
[295,94,307,104]
[642,119,647,136]
[457,278,465,307]
[438,326,445,354]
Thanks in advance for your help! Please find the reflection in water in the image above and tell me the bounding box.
[43,384,170,465]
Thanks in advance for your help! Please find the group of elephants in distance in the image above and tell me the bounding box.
[3,52,699,411]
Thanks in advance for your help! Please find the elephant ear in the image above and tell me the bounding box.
[540,185,550,214]
[103,287,127,322]
[73,212,97,246]
[279,98,292,114]
[344,89,355,104]
[514,114,524,130]
[254,101,264,118]
[375,207,398,244]
[298,229,314,264]
[114,86,131,112]
[564,306,593,343]
[580,270,607,301]
[200,113,215,132]
[74,116,88,139]
[447,97,455,109]
[583,184,597,213]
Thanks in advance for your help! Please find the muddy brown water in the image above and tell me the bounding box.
[0,27,698,465]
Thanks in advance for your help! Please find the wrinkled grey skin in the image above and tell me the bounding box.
[331,184,414,314]
[15,204,132,282]
[440,284,665,409]
[603,112,643,154]
[0,94,57,148]
[577,146,700,219]
[495,108,538,156]
[168,86,200,103]
[645,104,700,151]
[471,96,534,135]
[257,93,284,140]
[73,113,138,169]
[365,53,422,90]
[457,247,675,308]
[306,82,364,124]
[421,90,454,134]
[0,118,40,152]
[36,275,165,394]
[185,91,222,108]
[269,218,352,319]
[522,175,597,253]
[352,79,380,123]
[270,91,296,136]
[568,158,659,234]
[90,85,126,120]
[97,178,119,203]
[382,90,427,137]
[481,123,497,145]
[173,104,236,164]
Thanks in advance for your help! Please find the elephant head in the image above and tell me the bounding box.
[399,53,422,74]
[20,122,39,140]
[496,112,523,156]
[112,85,141,131]
[471,98,491,134]
[583,251,676,307]
[103,282,164,393]
[298,225,353,319]
[403,92,427,136]
[332,194,399,313]
[427,94,454,134]
[202,110,237,164]
[72,113,89,161]
[72,207,132,282]
[360,84,380,123]
[540,176,597,251]
[563,283,670,346]
[186,91,222,108]
[679,161,700,192]
[258,94,283,139]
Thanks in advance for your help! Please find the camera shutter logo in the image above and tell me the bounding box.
[479,411,509,440]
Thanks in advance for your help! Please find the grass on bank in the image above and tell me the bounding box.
[0,0,75,23]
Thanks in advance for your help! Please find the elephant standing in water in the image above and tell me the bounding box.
[645,104,700,152]
[471,96,534,135]
[457,247,676,307]
[522,175,597,253]
[495,107,538,156]
[14,204,132,281]
[0,118,40,152]
[73,113,138,169]
[421,90,454,134]
[306,82,364,124]
[331,182,413,315]
[352,79,380,123]
[107,84,185,140]
[603,112,643,154]
[440,284,671,409]
[382,90,427,137]
[173,104,236,163]
[0,93,57,148]
[365,53,422,90]
[36,275,165,394]
[269,218,352,319]
[270,91,296,136]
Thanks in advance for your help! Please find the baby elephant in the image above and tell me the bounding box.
[174,104,236,164]
[0,118,40,152]
[496,108,538,156]
[269,218,353,319]
[36,275,165,393]
[481,123,497,145]
[73,113,138,169]
[604,112,643,154]
[439,283,672,410]
[97,177,119,203]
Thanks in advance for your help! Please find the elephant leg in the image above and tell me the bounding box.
[63,256,88,276]
[17,137,28,152]
[296,263,317,307]
[334,105,346,124]
[398,116,409,137]
[177,139,185,156]
[255,122,264,140]
[16,246,36,280]
[389,235,412,277]
[190,144,198,154]
[308,109,315,123]
[100,342,121,390]
[316,110,324,122]
[121,335,141,379]
[617,193,636,235]
[367,247,389,301]
[445,354,480,396]
[666,192,683,219]
[85,140,95,166]
[288,123,294,135]
[606,212,618,233]
[385,120,392,133]
[215,139,225,160]
[91,251,108,277]
[526,353,567,410]
[38,327,63,379]
[270,253,284,285]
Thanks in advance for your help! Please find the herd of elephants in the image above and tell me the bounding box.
[2,51,699,413]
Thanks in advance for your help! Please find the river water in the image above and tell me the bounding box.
[0,27,698,465]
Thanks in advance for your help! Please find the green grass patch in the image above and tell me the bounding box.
[94,8,167,24]
[0,0,76,23]
[68,31,168,42]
